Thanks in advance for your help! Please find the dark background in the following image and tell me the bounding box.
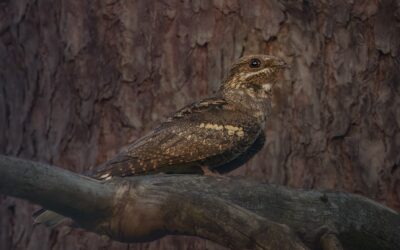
[0,0,399,249]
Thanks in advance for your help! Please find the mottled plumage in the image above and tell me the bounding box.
[93,54,287,179]
[94,98,262,178]
[34,54,287,226]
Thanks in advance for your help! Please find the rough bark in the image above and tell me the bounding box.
[2,155,400,250]
[0,0,399,249]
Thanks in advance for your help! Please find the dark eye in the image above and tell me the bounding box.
[249,58,261,68]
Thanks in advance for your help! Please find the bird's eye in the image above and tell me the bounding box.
[249,58,261,68]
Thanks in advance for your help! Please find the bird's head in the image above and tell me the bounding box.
[221,54,287,100]
[220,54,288,122]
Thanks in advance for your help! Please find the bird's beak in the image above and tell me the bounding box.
[274,59,290,69]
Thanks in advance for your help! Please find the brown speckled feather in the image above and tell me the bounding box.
[34,55,286,227]
[92,97,263,179]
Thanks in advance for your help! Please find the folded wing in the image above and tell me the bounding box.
[92,97,262,179]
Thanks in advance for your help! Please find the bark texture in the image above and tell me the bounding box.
[0,0,399,249]
[0,156,311,250]
[1,156,399,250]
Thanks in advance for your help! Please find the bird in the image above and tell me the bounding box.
[33,54,287,226]
[91,54,287,178]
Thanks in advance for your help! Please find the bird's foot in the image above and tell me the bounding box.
[201,166,221,177]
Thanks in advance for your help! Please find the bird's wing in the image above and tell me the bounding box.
[92,97,262,179]
[214,130,265,174]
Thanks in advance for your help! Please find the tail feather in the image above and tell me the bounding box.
[33,209,66,228]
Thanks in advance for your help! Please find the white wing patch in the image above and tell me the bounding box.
[197,123,245,137]
[99,173,112,180]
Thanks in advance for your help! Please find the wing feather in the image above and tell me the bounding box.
[92,97,262,179]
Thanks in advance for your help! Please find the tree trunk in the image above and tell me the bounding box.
[0,0,399,249]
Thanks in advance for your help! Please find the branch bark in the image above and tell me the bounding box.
[0,155,399,250]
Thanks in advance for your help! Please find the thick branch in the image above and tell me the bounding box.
[105,178,306,249]
[0,155,399,250]
[0,156,114,223]
[0,156,306,249]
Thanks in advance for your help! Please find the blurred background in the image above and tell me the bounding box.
[0,0,399,249]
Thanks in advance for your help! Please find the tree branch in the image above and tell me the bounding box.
[0,155,399,250]
[0,156,114,223]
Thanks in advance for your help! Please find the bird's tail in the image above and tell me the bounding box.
[33,209,66,228]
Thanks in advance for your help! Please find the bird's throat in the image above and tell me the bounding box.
[221,88,271,125]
